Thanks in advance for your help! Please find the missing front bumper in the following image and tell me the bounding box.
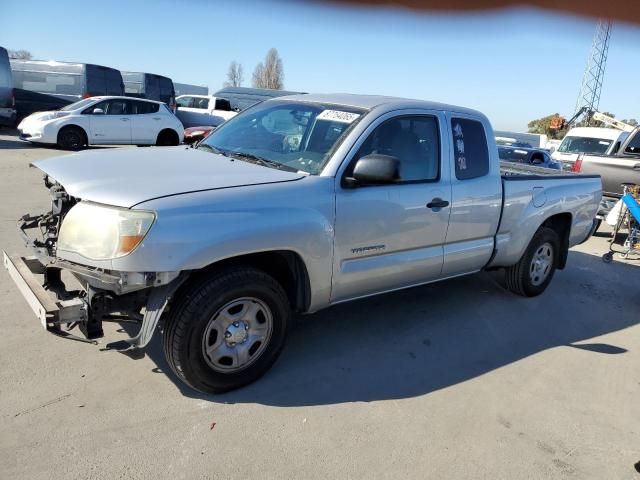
[3,251,187,351]
[3,251,93,343]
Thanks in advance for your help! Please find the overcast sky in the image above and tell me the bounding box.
[2,0,639,130]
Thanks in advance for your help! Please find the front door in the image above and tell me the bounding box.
[331,113,451,303]
[177,96,212,127]
[86,99,132,144]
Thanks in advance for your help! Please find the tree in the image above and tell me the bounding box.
[8,49,32,60]
[622,119,639,127]
[224,61,243,88]
[528,113,566,139]
[252,48,284,90]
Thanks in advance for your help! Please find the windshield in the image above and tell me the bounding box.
[198,101,366,174]
[557,136,613,154]
[60,98,96,111]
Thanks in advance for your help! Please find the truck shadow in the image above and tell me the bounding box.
[142,249,639,406]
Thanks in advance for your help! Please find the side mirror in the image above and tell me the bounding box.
[345,154,399,187]
[531,156,544,165]
[92,108,105,115]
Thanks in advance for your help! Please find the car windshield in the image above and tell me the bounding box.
[60,98,96,111]
[197,101,366,174]
[557,136,613,154]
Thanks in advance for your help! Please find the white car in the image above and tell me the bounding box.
[175,94,237,128]
[18,96,184,150]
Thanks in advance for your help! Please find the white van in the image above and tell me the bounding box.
[551,127,629,163]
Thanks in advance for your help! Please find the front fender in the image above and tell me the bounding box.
[111,179,336,310]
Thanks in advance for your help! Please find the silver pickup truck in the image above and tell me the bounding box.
[4,94,601,393]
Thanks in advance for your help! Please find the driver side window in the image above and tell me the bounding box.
[353,115,440,182]
[625,133,640,155]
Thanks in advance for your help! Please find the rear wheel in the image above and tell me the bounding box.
[156,129,179,146]
[505,227,560,297]
[163,267,291,393]
[57,126,86,151]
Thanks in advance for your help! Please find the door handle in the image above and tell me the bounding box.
[633,164,640,170]
[120,118,130,122]
[426,198,449,209]
[153,117,161,120]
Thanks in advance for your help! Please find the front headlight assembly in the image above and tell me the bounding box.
[57,202,155,260]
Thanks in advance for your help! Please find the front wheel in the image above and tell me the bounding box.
[163,267,291,393]
[57,126,86,151]
[505,227,560,297]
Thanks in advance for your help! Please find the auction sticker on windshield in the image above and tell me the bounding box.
[317,110,360,123]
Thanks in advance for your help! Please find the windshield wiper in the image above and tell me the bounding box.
[229,152,298,172]
[197,143,228,156]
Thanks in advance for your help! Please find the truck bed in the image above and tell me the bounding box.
[499,161,578,178]
[489,163,602,269]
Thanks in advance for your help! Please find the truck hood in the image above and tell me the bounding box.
[32,146,305,208]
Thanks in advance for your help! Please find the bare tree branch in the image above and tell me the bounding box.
[8,49,32,60]
[224,61,244,88]
[252,48,284,90]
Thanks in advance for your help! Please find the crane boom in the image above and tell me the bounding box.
[591,112,635,132]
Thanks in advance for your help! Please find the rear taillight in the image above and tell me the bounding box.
[572,154,583,173]
[82,92,91,99]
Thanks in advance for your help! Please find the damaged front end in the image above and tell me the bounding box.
[4,175,184,352]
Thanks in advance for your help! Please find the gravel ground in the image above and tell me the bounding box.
[0,129,638,480]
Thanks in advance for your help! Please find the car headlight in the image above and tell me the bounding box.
[57,202,155,260]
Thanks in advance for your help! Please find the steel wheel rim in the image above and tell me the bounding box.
[202,297,273,373]
[530,242,554,286]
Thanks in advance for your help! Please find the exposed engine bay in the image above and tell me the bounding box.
[19,176,77,259]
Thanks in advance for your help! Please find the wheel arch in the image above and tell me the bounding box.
[175,250,312,313]
[157,128,180,145]
[541,212,572,269]
[57,124,88,145]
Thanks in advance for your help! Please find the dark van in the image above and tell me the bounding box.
[213,86,306,112]
[0,47,16,127]
[10,59,124,122]
[174,82,208,96]
[122,71,176,109]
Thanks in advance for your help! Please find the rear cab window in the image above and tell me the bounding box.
[215,98,231,111]
[451,117,489,180]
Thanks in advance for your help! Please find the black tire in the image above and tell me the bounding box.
[505,227,560,297]
[57,126,86,151]
[163,267,291,393]
[156,129,179,146]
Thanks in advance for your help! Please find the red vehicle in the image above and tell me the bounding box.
[183,125,215,145]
